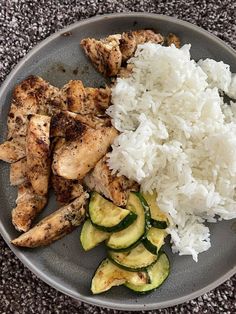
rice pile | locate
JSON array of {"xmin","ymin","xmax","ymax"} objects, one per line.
[{"xmin": 107, "ymin": 43, "xmax": 236, "ymax": 261}]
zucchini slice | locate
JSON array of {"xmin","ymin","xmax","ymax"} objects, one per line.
[
  {"xmin": 89, "ymin": 192, "xmax": 137, "ymax": 232},
  {"xmin": 80, "ymin": 219, "xmax": 109, "ymax": 251},
  {"xmin": 106, "ymin": 192, "xmax": 151, "ymax": 251},
  {"xmin": 108, "ymin": 243, "xmax": 157, "ymax": 271},
  {"xmin": 91, "ymin": 258, "xmax": 150, "ymax": 294},
  {"xmin": 125, "ymin": 253, "xmax": 170, "ymax": 293},
  {"xmin": 143, "ymin": 227, "xmax": 166, "ymax": 255},
  {"xmin": 142, "ymin": 192, "xmax": 168, "ymax": 229}
]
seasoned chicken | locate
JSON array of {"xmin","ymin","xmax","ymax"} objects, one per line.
[
  {"xmin": 166, "ymin": 33, "xmax": 181, "ymax": 48},
  {"xmin": 50, "ymin": 111, "xmax": 111, "ymax": 138},
  {"xmin": 61, "ymin": 80, "xmax": 111, "ymax": 115},
  {"xmin": 12, "ymin": 182, "xmax": 47, "ymax": 232},
  {"xmin": 73, "ymin": 112, "xmax": 111, "ymax": 129},
  {"xmin": 118, "ymin": 64, "xmax": 134, "ymax": 78},
  {"xmin": 26, "ymin": 114, "xmax": 51, "ymax": 196},
  {"xmin": 50, "ymin": 111, "xmax": 85, "ymax": 138},
  {"xmin": 10, "ymin": 158, "xmax": 27, "ymax": 186},
  {"xmin": 0, "ymin": 136, "xmax": 26, "ymax": 163},
  {"xmin": 52, "ymin": 125, "xmax": 118, "ymax": 180},
  {"xmin": 81, "ymin": 30, "xmax": 164, "ymax": 76},
  {"xmin": 7, "ymin": 75, "xmax": 62, "ymax": 140},
  {"xmin": 84, "ymin": 156, "xmax": 139, "ymax": 206},
  {"xmin": 119, "ymin": 30, "xmax": 164, "ymax": 61},
  {"xmin": 12, "ymin": 192, "xmax": 88, "ymax": 247},
  {"xmin": 52, "ymin": 175, "xmax": 84, "ymax": 204},
  {"xmin": 81, "ymin": 35, "xmax": 122, "ymax": 77}
]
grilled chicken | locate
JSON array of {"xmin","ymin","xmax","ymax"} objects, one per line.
[
  {"xmin": 73, "ymin": 112, "xmax": 111, "ymax": 129},
  {"xmin": 52, "ymin": 125, "xmax": 118, "ymax": 180},
  {"xmin": 26, "ymin": 114, "xmax": 51, "ymax": 196},
  {"xmin": 166, "ymin": 33, "xmax": 181, "ymax": 48},
  {"xmin": 61, "ymin": 80, "xmax": 111, "ymax": 115},
  {"xmin": 84, "ymin": 156, "xmax": 139, "ymax": 206},
  {"xmin": 12, "ymin": 182, "xmax": 47, "ymax": 232},
  {"xmin": 10, "ymin": 158, "xmax": 27, "ymax": 186},
  {"xmin": 81, "ymin": 30, "xmax": 164, "ymax": 76},
  {"xmin": 12, "ymin": 192, "xmax": 88, "ymax": 247},
  {"xmin": 81, "ymin": 35, "xmax": 122, "ymax": 77},
  {"xmin": 119, "ymin": 30, "xmax": 164, "ymax": 61},
  {"xmin": 52, "ymin": 175, "xmax": 84, "ymax": 204},
  {"xmin": 50, "ymin": 111, "xmax": 111, "ymax": 139},
  {"xmin": 0, "ymin": 136, "xmax": 26, "ymax": 163},
  {"xmin": 7, "ymin": 75, "xmax": 62, "ymax": 140},
  {"xmin": 50, "ymin": 111, "xmax": 84, "ymax": 138},
  {"xmin": 118, "ymin": 64, "xmax": 134, "ymax": 78}
]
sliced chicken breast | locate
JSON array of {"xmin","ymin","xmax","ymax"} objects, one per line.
[
  {"xmin": 52, "ymin": 125, "xmax": 118, "ymax": 180},
  {"xmin": 12, "ymin": 192, "xmax": 88, "ymax": 247},
  {"xmin": 84, "ymin": 156, "xmax": 139, "ymax": 206},
  {"xmin": 12, "ymin": 182, "xmax": 47, "ymax": 232},
  {"xmin": 10, "ymin": 158, "xmax": 27, "ymax": 186},
  {"xmin": 26, "ymin": 114, "xmax": 51, "ymax": 196},
  {"xmin": 119, "ymin": 30, "xmax": 164, "ymax": 61},
  {"xmin": 51, "ymin": 175, "xmax": 84, "ymax": 204},
  {"xmin": 7, "ymin": 75, "xmax": 62, "ymax": 139},
  {"xmin": 0, "ymin": 136, "xmax": 26, "ymax": 163},
  {"xmin": 50, "ymin": 111, "xmax": 111, "ymax": 139},
  {"xmin": 81, "ymin": 35, "xmax": 122, "ymax": 77},
  {"xmin": 61, "ymin": 80, "xmax": 111, "ymax": 115}
]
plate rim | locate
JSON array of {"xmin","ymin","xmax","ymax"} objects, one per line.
[{"xmin": 0, "ymin": 12, "xmax": 236, "ymax": 311}]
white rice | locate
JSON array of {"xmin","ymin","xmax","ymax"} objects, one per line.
[{"xmin": 107, "ymin": 43, "xmax": 236, "ymax": 262}]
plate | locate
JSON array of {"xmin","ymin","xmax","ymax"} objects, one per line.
[{"xmin": 0, "ymin": 13, "xmax": 236, "ymax": 311}]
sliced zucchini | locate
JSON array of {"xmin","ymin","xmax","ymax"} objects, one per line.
[
  {"xmin": 108, "ymin": 243, "xmax": 157, "ymax": 271},
  {"xmin": 91, "ymin": 258, "xmax": 150, "ymax": 294},
  {"xmin": 80, "ymin": 219, "xmax": 109, "ymax": 251},
  {"xmin": 143, "ymin": 227, "xmax": 166, "ymax": 255},
  {"xmin": 89, "ymin": 192, "xmax": 137, "ymax": 232},
  {"xmin": 106, "ymin": 192, "xmax": 151, "ymax": 251},
  {"xmin": 125, "ymin": 253, "xmax": 170, "ymax": 293},
  {"xmin": 142, "ymin": 192, "xmax": 168, "ymax": 229}
]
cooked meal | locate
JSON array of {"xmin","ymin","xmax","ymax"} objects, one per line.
[{"xmin": 1, "ymin": 27, "xmax": 236, "ymax": 295}]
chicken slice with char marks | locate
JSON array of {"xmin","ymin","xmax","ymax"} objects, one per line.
[
  {"xmin": 119, "ymin": 29, "xmax": 164, "ymax": 62},
  {"xmin": 0, "ymin": 136, "xmax": 26, "ymax": 163},
  {"xmin": 81, "ymin": 30, "xmax": 164, "ymax": 76},
  {"xmin": 11, "ymin": 192, "xmax": 88, "ymax": 247},
  {"xmin": 52, "ymin": 124, "xmax": 118, "ymax": 180},
  {"xmin": 26, "ymin": 114, "xmax": 51, "ymax": 196},
  {"xmin": 51, "ymin": 174, "xmax": 84, "ymax": 204},
  {"xmin": 7, "ymin": 75, "xmax": 62, "ymax": 139},
  {"xmin": 61, "ymin": 80, "xmax": 111, "ymax": 115},
  {"xmin": 81, "ymin": 35, "xmax": 122, "ymax": 77},
  {"xmin": 84, "ymin": 155, "xmax": 139, "ymax": 207},
  {"xmin": 50, "ymin": 111, "xmax": 85, "ymax": 138},
  {"xmin": 50, "ymin": 111, "xmax": 111, "ymax": 138},
  {"xmin": 12, "ymin": 182, "xmax": 47, "ymax": 232},
  {"xmin": 10, "ymin": 157, "xmax": 27, "ymax": 186}
]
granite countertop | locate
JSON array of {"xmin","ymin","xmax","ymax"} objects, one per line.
[{"xmin": 0, "ymin": 1, "xmax": 235, "ymax": 313}]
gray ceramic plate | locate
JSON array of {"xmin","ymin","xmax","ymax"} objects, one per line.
[{"xmin": 0, "ymin": 13, "xmax": 236, "ymax": 311}]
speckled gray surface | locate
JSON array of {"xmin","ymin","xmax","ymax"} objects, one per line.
[{"xmin": 0, "ymin": 1, "xmax": 236, "ymax": 313}]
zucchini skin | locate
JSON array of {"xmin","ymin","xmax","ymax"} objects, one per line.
[
  {"xmin": 108, "ymin": 254, "xmax": 157, "ymax": 272},
  {"xmin": 91, "ymin": 211, "xmax": 137, "ymax": 233},
  {"xmin": 143, "ymin": 228, "xmax": 166, "ymax": 255},
  {"xmin": 106, "ymin": 192, "xmax": 151, "ymax": 251},
  {"xmin": 151, "ymin": 219, "xmax": 168, "ymax": 229},
  {"xmin": 108, "ymin": 243, "xmax": 158, "ymax": 272},
  {"xmin": 142, "ymin": 192, "xmax": 168, "ymax": 229},
  {"xmin": 125, "ymin": 253, "xmax": 170, "ymax": 294},
  {"xmin": 91, "ymin": 258, "xmax": 150, "ymax": 294},
  {"xmin": 80, "ymin": 219, "xmax": 109, "ymax": 251}
]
